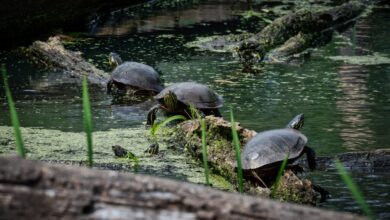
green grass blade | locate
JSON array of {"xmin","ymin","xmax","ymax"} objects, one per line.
[
  {"xmin": 201, "ymin": 118, "xmax": 210, "ymax": 186},
  {"xmin": 1, "ymin": 65, "xmax": 25, "ymax": 158},
  {"xmin": 334, "ymin": 159, "xmax": 375, "ymax": 220},
  {"xmin": 271, "ymin": 154, "xmax": 289, "ymax": 197},
  {"xmin": 150, "ymin": 115, "xmax": 187, "ymax": 136},
  {"xmin": 230, "ymin": 108, "xmax": 243, "ymax": 193},
  {"xmin": 189, "ymin": 104, "xmax": 201, "ymax": 120},
  {"xmin": 82, "ymin": 76, "xmax": 93, "ymax": 167}
]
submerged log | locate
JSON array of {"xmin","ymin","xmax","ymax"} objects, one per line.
[
  {"xmin": 29, "ymin": 36, "xmax": 110, "ymax": 86},
  {"xmin": 237, "ymin": 0, "xmax": 365, "ymax": 64},
  {"xmin": 167, "ymin": 116, "xmax": 319, "ymax": 204},
  {"xmin": 0, "ymin": 156, "xmax": 365, "ymax": 220},
  {"xmin": 311, "ymin": 149, "xmax": 390, "ymax": 172}
]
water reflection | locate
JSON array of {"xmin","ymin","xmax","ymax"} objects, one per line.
[
  {"xmin": 336, "ymin": 65, "xmax": 374, "ymax": 150},
  {"xmin": 92, "ymin": 1, "xmax": 247, "ymax": 36},
  {"xmin": 335, "ymin": 19, "xmax": 376, "ymax": 151}
]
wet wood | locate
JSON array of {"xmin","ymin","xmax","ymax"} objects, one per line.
[
  {"xmin": 170, "ymin": 116, "xmax": 319, "ymax": 204},
  {"xmin": 29, "ymin": 36, "xmax": 110, "ymax": 86},
  {"xmin": 237, "ymin": 1, "xmax": 365, "ymax": 63},
  {"xmin": 0, "ymin": 156, "xmax": 366, "ymax": 220},
  {"xmin": 310, "ymin": 149, "xmax": 390, "ymax": 172}
]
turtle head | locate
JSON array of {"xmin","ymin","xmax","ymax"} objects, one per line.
[
  {"xmin": 108, "ymin": 52, "xmax": 123, "ymax": 68},
  {"xmin": 286, "ymin": 113, "xmax": 304, "ymax": 130},
  {"xmin": 163, "ymin": 90, "xmax": 178, "ymax": 112}
]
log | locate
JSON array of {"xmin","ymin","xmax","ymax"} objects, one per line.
[
  {"xmin": 28, "ymin": 36, "xmax": 110, "ymax": 86},
  {"xmin": 166, "ymin": 116, "xmax": 319, "ymax": 204},
  {"xmin": 237, "ymin": 0, "xmax": 365, "ymax": 64},
  {"xmin": 307, "ymin": 149, "xmax": 390, "ymax": 172},
  {"xmin": 0, "ymin": 156, "xmax": 366, "ymax": 220}
]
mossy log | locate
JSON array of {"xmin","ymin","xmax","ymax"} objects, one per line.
[
  {"xmin": 168, "ymin": 116, "xmax": 319, "ymax": 204},
  {"xmin": 237, "ymin": 0, "xmax": 365, "ymax": 63},
  {"xmin": 28, "ymin": 36, "xmax": 110, "ymax": 86},
  {"xmin": 0, "ymin": 156, "xmax": 366, "ymax": 220}
]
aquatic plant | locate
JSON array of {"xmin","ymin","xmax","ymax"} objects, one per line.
[
  {"xmin": 271, "ymin": 154, "xmax": 289, "ymax": 197},
  {"xmin": 150, "ymin": 115, "xmax": 187, "ymax": 136},
  {"xmin": 127, "ymin": 151, "xmax": 140, "ymax": 173},
  {"xmin": 200, "ymin": 118, "xmax": 210, "ymax": 186},
  {"xmin": 230, "ymin": 108, "xmax": 243, "ymax": 193},
  {"xmin": 334, "ymin": 159, "xmax": 374, "ymax": 220},
  {"xmin": 1, "ymin": 65, "xmax": 26, "ymax": 158},
  {"xmin": 188, "ymin": 105, "xmax": 210, "ymax": 185},
  {"xmin": 82, "ymin": 76, "xmax": 93, "ymax": 167}
]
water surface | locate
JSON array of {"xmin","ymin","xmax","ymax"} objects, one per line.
[{"xmin": 1, "ymin": 1, "xmax": 389, "ymax": 218}]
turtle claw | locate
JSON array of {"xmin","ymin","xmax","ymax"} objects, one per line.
[
  {"xmin": 107, "ymin": 80, "xmax": 113, "ymax": 94},
  {"xmin": 147, "ymin": 104, "xmax": 160, "ymax": 126},
  {"xmin": 145, "ymin": 142, "xmax": 159, "ymax": 154}
]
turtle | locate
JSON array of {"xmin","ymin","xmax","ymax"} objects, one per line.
[
  {"xmin": 107, "ymin": 52, "xmax": 164, "ymax": 97},
  {"xmin": 146, "ymin": 82, "xmax": 223, "ymax": 125},
  {"xmin": 241, "ymin": 114, "xmax": 316, "ymax": 186}
]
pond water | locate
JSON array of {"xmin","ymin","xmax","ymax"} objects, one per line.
[{"xmin": 0, "ymin": 0, "xmax": 389, "ymax": 218}]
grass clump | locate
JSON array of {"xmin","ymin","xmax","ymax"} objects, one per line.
[{"xmin": 1, "ymin": 65, "xmax": 26, "ymax": 158}]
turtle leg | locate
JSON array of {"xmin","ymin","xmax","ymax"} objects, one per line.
[
  {"xmin": 107, "ymin": 80, "xmax": 113, "ymax": 94},
  {"xmin": 145, "ymin": 142, "xmax": 159, "ymax": 155},
  {"xmin": 212, "ymin": 109, "xmax": 222, "ymax": 117},
  {"xmin": 304, "ymin": 145, "xmax": 317, "ymax": 171},
  {"xmin": 147, "ymin": 104, "xmax": 161, "ymax": 126},
  {"xmin": 312, "ymin": 184, "xmax": 330, "ymax": 202}
]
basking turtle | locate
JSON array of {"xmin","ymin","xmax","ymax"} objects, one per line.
[
  {"xmin": 241, "ymin": 114, "xmax": 316, "ymax": 186},
  {"xmin": 146, "ymin": 82, "xmax": 223, "ymax": 125},
  {"xmin": 107, "ymin": 52, "xmax": 164, "ymax": 96}
]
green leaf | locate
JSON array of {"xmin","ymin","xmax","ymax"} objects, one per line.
[
  {"xmin": 230, "ymin": 107, "xmax": 244, "ymax": 193},
  {"xmin": 334, "ymin": 159, "xmax": 375, "ymax": 220},
  {"xmin": 271, "ymin": 154, "xmax": 289, "ymax": 197},
  {"xmin": 201, "ymin": 118, "xmax": 210, "ymax": 185},
  {"xmin": 1, "ymin": 65, "xmax": 25, "ymax": 158},
  {"xmin": 82, "ymin": 76, "xmax": 93, "ymax": 167},
  {"xmin": 150, "ymin": 115, "xmax": 187, "ymax": 136}
]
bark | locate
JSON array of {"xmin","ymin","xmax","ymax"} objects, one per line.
[
  {"xmin": 168, "ymin": 116, "xmax": 319, "ymax": 204},
  {"xmin": 0, "ymin": 156, "xmax": 366, "ymax": 220},
  {"xmin": 28, "ymin": 36, "xmax": 110, "ymax": 86},
  {"xmin": 312, "ymin": 149, "xmax": 390, "ymax": 172},
  {"xmin": 237, "ymin": 0, "xmax": 365, "ymax": 63}
]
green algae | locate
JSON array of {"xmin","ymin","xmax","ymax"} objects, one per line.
[
  {"xmin": 0, "ymin": 125, "xmax": 233, "ymax": 190},
  {"xmin": 328, "ymin": 53, "xmax": 390, "ymax": 65},
  {"xmin": 184, "ymin": 33, "xmax": 254, "ymax": 53}
]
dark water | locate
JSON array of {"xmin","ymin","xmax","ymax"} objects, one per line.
[{"xmin": 1, "ymin": 1, "xmax": 389, "ymax": 218}]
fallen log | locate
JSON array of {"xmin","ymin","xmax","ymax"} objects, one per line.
[
  {"xmin": 165, "ymin": 116, "xmax": 319, "ymax": 204},
  {"xmin": 28, "ymin": 36, "xmax": 110, "ymax": 86},
  {"xmin": 302, "ymin": 149, "xmax": 390, "ymax": 172},
  {"xmin": 0, "ymin": 156, "xmax": 366, "ymax": 220},
  {"xmin": 237, "ymin": 0, "xmax": 365, "ymax": 64}
]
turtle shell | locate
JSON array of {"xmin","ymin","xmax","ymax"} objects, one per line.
[
  {"xmin": 154, "ymin": 82, "xmax": 223, "ymax": 109},
  {"xmin": 241, "ymin": 128, "xmax": 307, "ymax": 170},
  {"xmin": 111, "ymin": 62, "xmax": 163, "ymax": 93}
]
